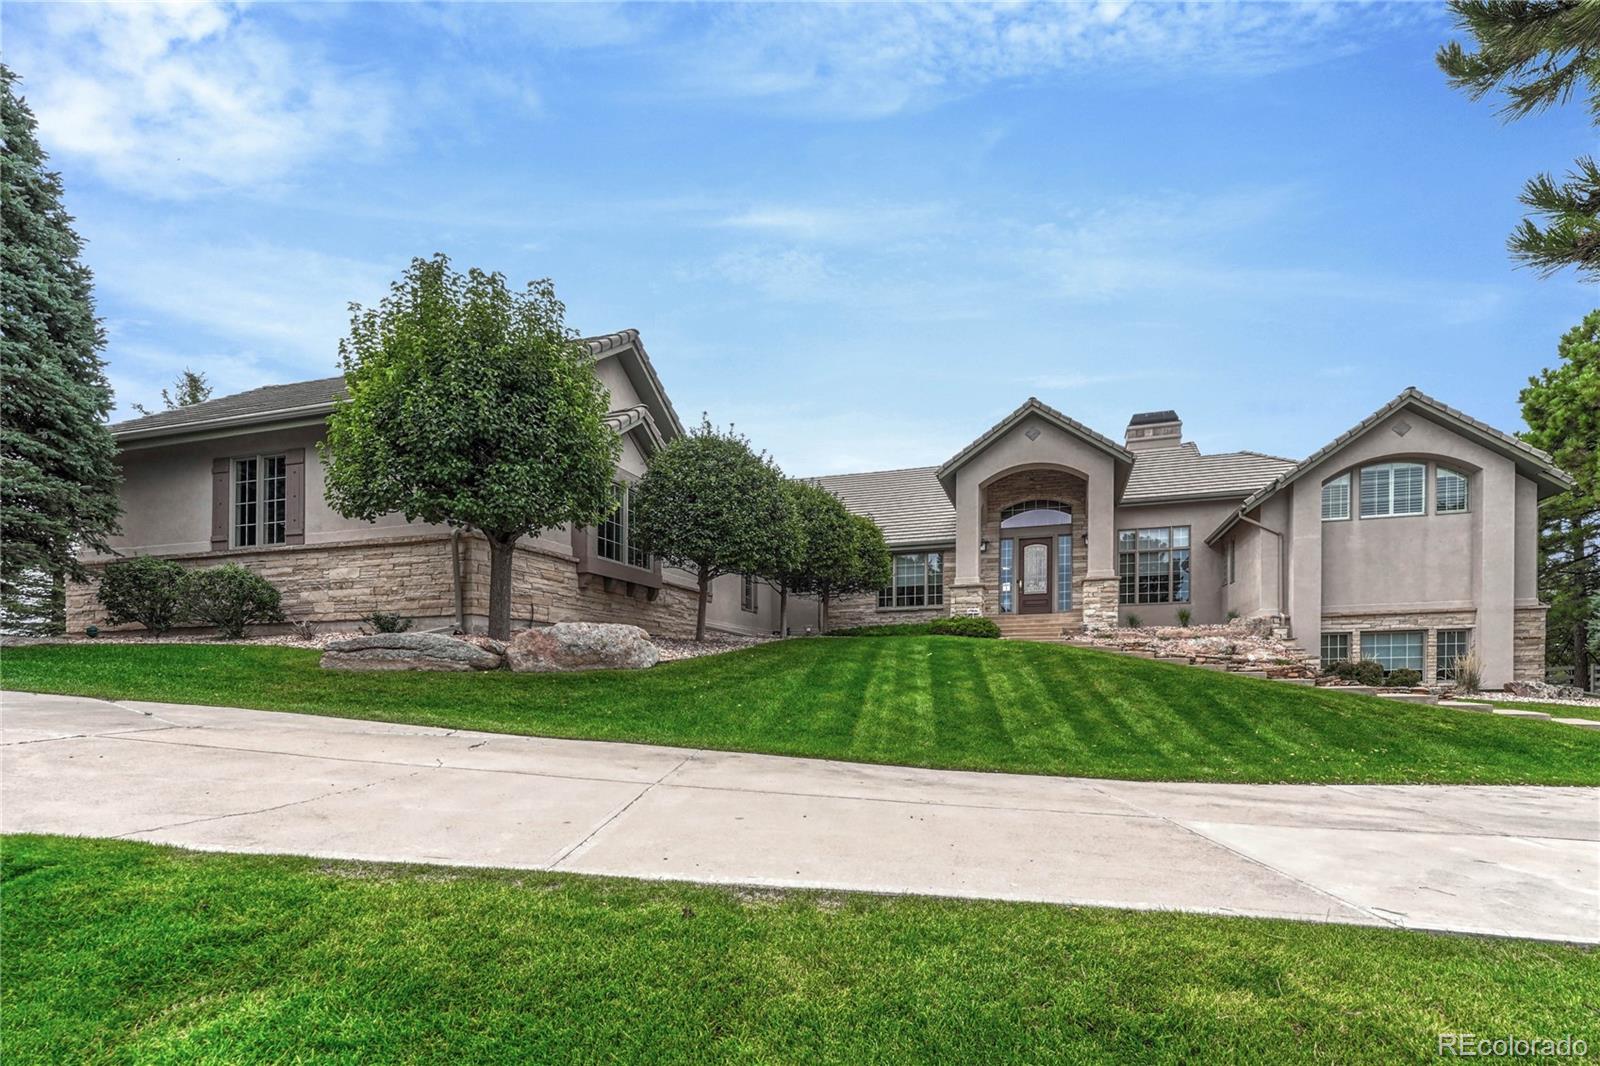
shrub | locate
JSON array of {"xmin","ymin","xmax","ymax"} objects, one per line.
[
  {"xmin": 1225, "ymin": 610, "xmax": 1240, "ymax": 622},
  {"xmin": 1451, "ymin": 649, "xmax": 1483, "ymax": 694},
  {"xmin": 182, "ymin": 564, "xmax": 284, "ymax": 640},
  {"xmin": 1176, "ymin": 607, "xmax": 1192, "ymax": 627},
  {"xmin": 289, "ymin": 619, "xmax": 319, "ymax": 640},
  {"xmin": 1125, "ymin": 613, "xmax": 1142, "ymax": 628},
  {"xmin": 95, "ymin": 556, "xmax": 188, "ymax": 635},
  {"xmin": 1324, "ymin": 659, "xmax": 1386, "ymax": 686},
  {"xmin": 363, "ymin": 611, "xmax": 413, "ymax": 634},
  {"xmin": 928, "ymin": 616, "xmax": 1001, "ymax": 639},
  {"xmin": 1386, "ymin": 668, "xmax": 1423, "ymax": 688}
]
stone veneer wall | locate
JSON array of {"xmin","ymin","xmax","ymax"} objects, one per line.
[
  {"xmin": 1318, "ymin": 609, "xmax": 1478, "ymax": 682},
  {"xmin": 979, "ymin": 468, "xmax": 1089, "ymax": 618},
  {"xmin": 66, "ymin": 533, "xmax": 730, "ymax": 640},
  {"xmin": 1080, "ymin": 577, "xmax": 1120, "ymax": 631},
  {"xmin": 1514, "ymin": 605, "xmax": 1547, "ymax": 683}
]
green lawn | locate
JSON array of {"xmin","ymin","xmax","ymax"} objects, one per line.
[
  {"xmin": 6, "ymin": 639, "xmax": 1600, "ymax": 784},
  {"xmin": 3, "ymin": 835, "xmax": 1595, "ymax": 1065},
  {"xmin": 1463, "ymin": 697, "xmax": 1600, "ymax": 722}
]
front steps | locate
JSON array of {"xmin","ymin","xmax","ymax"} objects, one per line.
[{"xmin": 994, "ymin": 613, "xmax": 1081, "ymax": 642}]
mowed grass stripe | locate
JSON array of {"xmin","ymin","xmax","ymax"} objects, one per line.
[{"xmin": 4, "ymin": 639, "xmax": 1599, "ymax": 784}]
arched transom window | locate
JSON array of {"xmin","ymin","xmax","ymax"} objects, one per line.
[{"xmin": 1000, "ymin": 499, "xmax": 1073, "ymax": 529}]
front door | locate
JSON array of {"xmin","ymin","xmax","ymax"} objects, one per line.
[{"xmin": 1018, "ymin": 537, "xmax": 1052, "ymax": 614}]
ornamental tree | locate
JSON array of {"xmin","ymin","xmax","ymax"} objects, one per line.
[
  {"xmin": 0, "ymin": 65, "xmax": 121, "ymax": 634},
  {"xmin": 785, "ymin": 482, "xmax": 858, "ymax": 633},
  {"xmin": 321, "ymin": 255, "xmax": 620, "ymax": 639},
  {"xmin": 765, "ymin": 479, "xmax": 834, "ymax": 636},
  {"xmin": 630, "ymin": 420, "xmax": 791, "ymax": 641}
]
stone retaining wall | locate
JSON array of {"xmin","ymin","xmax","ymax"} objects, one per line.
[{"xmin": 1319, "ymin": 609, "xmax": 1477, "ymax": 682}]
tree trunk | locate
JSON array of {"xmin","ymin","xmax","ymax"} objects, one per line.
[
  {"xmin": 695, "ymin": 566, "xmax": 710, "ymax": 642},
  {"xmin": 778, "ymin": 584, "xmax": 789, "ymax": 638},
  {"xmin": 487, "ymin": 536, "xmax": 515, "ymax": 640},
  {"xmin": 1576, "ymin": 616, "xmax": 1591, "ymax": 690},
  {"xmin": 820, "ymin": 590, "xmax": 830, "ymax": 634}
]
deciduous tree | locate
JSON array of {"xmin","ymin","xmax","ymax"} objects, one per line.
[
  {"xmin": 630, "ymin": 420, "xmax": 791, "ymax": 641},
  {"xmin": 0, "ymin": 65, "xmax": 120, "ymax": 634},
  {"xmin": 322, "ymin": 255, "xmax": 619, "ymax": 639}
]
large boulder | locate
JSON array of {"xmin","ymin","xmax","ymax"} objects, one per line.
[
  {"xmin": 321, "ymin": 632, "xmax": 505, "ymax": 672},
  {"xmin": 506, "ymin": 622, "xmax": 660, "ymax": 673}
]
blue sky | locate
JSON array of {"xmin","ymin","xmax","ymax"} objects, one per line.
[{"xmin": 5, "ymin": 1, "xmax": 1594, "ymax": 475}]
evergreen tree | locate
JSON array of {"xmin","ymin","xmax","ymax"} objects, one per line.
[
  {"xmin": 133, "ymin": 368, "xmax": 213, "ymax": 416},
  {"xmin": 1438, "ymin": 1, "xmax": 1600, "ymax": 278},
  {"xmin": 1520, "ymin": 310, "xmax": 1600, "ymax": 684},
  {"xmin": 0, "ymin": 65, "xmax": 120, "ymax": 634}
]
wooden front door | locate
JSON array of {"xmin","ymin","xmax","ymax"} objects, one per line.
[{"xmin": 1018, "ymin": 536, "xmax": 1052, "ymax": 614}]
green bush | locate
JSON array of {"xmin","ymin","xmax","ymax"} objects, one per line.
[
  {"xmin": 1176, "ymin": 608, "xmax": 1192, "ymax": 627},
  {"xmin": 1386, "ymin": 668, "xmax": 1423, "ymax": 688},
  {"xmin": 928, "ymin": 616, "xmax": 1001, "ymax": 639},
  {"xmin": 363, "ymin": 611, "xmax": 413, "ymax": 634},
  {"xmin": 181, "ymin": 564, "xmax": 285, "ymax": 640},
  {"xmin": 95, "ymin": 556, "xmax": 188, "ymax": 635},
  {"xmin": 1326, "ymin": 659, "xmax": 1386, "ymax": 687}
]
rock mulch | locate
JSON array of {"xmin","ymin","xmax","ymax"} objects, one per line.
[{"xmin": 653, "ymin": 634, "xmax": 775, "ymax": 662}]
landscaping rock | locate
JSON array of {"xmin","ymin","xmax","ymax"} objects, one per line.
[
  {"xmin": 1503, "ymin": 679, "xmax": 1589, "ymax": 700},
  {"xmin": 320, "ymin": 632, "xmax": 505, "ymax": 672},
  {"xmin": 506, "ymin": 622, "xmax": 660, "ymax": 673}
]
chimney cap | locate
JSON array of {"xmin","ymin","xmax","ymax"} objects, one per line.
[{"xmin": 1128, "ymin": 410, "xmax": 1180, "ymax": 427}]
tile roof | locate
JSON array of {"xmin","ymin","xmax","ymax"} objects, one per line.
[
  {"xmin": 109, "ymin": 330, "xmax": 656, "ymax": 439},
  {"xmin": 1205, "ymin": 386, "xmax": 1575, "ymax": 544},
  {"xmin": 812, "ymin": 466, "xmax": 956, "ymax": 547},
  {"xmin": 1122, "ymin": 444, "xmax": 1295, "ymax": 504}
]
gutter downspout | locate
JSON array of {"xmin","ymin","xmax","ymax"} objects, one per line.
[{"xmin": 1231, "ymin": 513, "xmax": 1287, "ymax": 623}]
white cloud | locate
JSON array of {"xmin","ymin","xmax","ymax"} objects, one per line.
[
  {"xmin": 7, "ymin": 1, "xmax": 396, "ymax": 196},
  {"xmin": 668, "ymin": 2, "xmax": 1431, "ymax": 119}
]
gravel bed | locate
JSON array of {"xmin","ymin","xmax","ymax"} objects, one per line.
[{"xmin": 652, "ymin": 634, "xmax": 776, "ymax": 662}]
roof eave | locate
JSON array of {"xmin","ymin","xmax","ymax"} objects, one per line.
[
  {"xmin": 111, "ymin": 401, "xmax": 340, "ymax": 444},
  {"xmin": 935, "ymin": 398, "xmax": 1134, "ymax": 498}
]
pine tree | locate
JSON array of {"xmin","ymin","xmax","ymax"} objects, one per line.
[
  {"xmin": 1438, "ymin": 1, "xmax": 1600, "ymax": 278},
  {"xmin": 133, "ymin": 368, "xmax": 213, "ymax": 416},
  {"xmin": 1, "ymin": 65, "xmax": 121, "ymax": 633}
]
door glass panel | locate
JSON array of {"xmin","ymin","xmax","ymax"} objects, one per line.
[{"xmin": 1022, "ymin": 542, "xmax": 1047, "ymax": 594}]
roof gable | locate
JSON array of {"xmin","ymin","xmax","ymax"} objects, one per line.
[
  {"xmin": 935, "ymin": 397, "xmax": 1133, "ymax": 497},
  {"xmin": 1205, "ymin": 387, "xmax": 1575, "ymax": 544}
]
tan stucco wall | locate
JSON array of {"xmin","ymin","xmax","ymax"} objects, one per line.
[{"xmin": 1112, "ymin": 497, "xmax": 1238, "ymax": 626}]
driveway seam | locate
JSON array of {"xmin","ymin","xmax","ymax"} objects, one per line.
[
  {"xmin": 547, "ymin": 753, "xmax": 698, "ymax": 870},
  {"xmin": 117, "ymin": 767, "xmax": 426, "ymax": 840}
]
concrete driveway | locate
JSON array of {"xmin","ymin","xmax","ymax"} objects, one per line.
[{"xmin": 4, "ymin": 690, "xmax": 1596, "ymax": 943}]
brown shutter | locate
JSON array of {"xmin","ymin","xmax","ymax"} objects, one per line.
[
  {"xmin": 284, "ymin": 448, "xmax": 306, "ymax": 545},
  {"xmin": 211, "ymin": 458, "xmax": 231, "ymax": 551}
]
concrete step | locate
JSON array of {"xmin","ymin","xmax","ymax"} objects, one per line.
[
  {"xmin": 1553, "ymin": 717, "xmax": 1600, "ymax": 730},
  {"xmin": 1493, "ymin": 708, "xmax": 1552, "ymax": 720},
  {"xmin": 1376, "ymin": 692, "xmax": 1437, "ymax": 704},
  {"xmin": 1229, "ymin": 669, "xmax": 1269, "ymax": 679},
  {"xmin": 1273, "ymin": 677, "xmax": 1316, "ymax": 686},
  {"xmin": 1155, "ymin": 656, "xmax": 1191, "ymax": 665},
  {"xmin": 1436, "ymin": 700, "xmax": 1493, "ymax": 712}
]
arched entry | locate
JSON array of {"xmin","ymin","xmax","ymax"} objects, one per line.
[{"xmin": 999, "ymin": 498, "xmax": 1075, "ymax": 615}]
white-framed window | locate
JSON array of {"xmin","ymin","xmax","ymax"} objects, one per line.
[
  {"xmin": 1360, "ymin": 630, "xmax": 1424, "ymax": 673},
  {"xmin": 1358, "ymin": 462, "xmax": 1425, "ymax": 518},
  {"xmin": 878, "ymin": 552, "xmax": 943, "ymax": 609},
  {"xmin": 1117, "ymin": 526, "xmax": 1190, "ymax": 604},
  {"xmin": 741, "ymin": 574, "xmax": 757, "ymax": 612},
  {"xmin": 596, "ymin": 480, "xmax": 650, "ymax": 568},
  {"xmin": 1436, "ymin": 468, "xmax": 1468, "ymax": 514},
  {"xmin": 1436, "ymin": 629, "xmax": 1470, "ymax": 680},
  {"xmin": 1320, "ymin": 632, "xmax": 1350, "ymax": 669},
  {"xmin": 1321, "ymin": 474, "xmax": 1351, "ymax": 521},
  {"xmin": 232, "ymin": 454, "xmax": 287, "ymax": 548}
]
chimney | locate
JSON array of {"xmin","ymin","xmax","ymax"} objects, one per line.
[{"xmin": 1125, "ymin": 410, "xmax": 1182, "ymax": 452}]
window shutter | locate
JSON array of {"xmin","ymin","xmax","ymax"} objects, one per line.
[
  {"xmin": 284, "ymin": 448, "xmax": 306, "ymax": 545},
  {"xmin": 211, "ymin": 458, "xmax": 231, "ymax": 551}
]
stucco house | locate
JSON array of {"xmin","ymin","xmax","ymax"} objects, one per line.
[
  {"xmin": 71, "ymin": 331, "xmax": 801, "ymax": 641},
  {"xmin": 75, "ymin": 330, "xmax": 1571, "ymax": 688},
  {"xmin": 815, "ymin": 391, "xmax": 1572, "ymax": 688}
]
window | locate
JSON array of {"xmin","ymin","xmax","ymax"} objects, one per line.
[
  {"xmin": 1436, "ymin": 468, "xmax": 1468, "ymax": 514},
  {"xmin": 1437, "ymin": 629, "xmax": 1470, "ymax": 680},
  {"xmin": 998, "ymin": 539, "xmax": 1015, "ymax": 614},
  {"xmin": 878, "ymin": 552, "xmax": 944, "ymax": 609},
  {"xmin": 741, "ymin": 574, "xmax": 757, "ymax": 612},
  {"xmin": 1118, "ymin": 526, "xmax": 1190, "ymax": 604},
  {"xmin": 1000, "ymin": 500, "xmax": 1073, "ymax": 529},
  {"xmin": 1321, "ymin": 474, "xmax": 1350, "ymax": 521},
  {"xmin": 1055, "ymin": 535, "xmax": 1073, "ymax": 612},
  {"xmin": 1359, "ymin": 462, "xmax": 1424, "ymax": 518},
  {"xmin": 232, "ymin": 455, "xmax": 287, "ymax": 548},
  {"xmin": 1320, "ymin": 632, "xmax": 1350, "ymax": 669},
  {"xmin": 1360, "ymin": 630, "xmax": 1424, "ymax": 673},
  {"xmin": 596, "ymin": 481, "xmax": 650, "ymax": 568}
]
